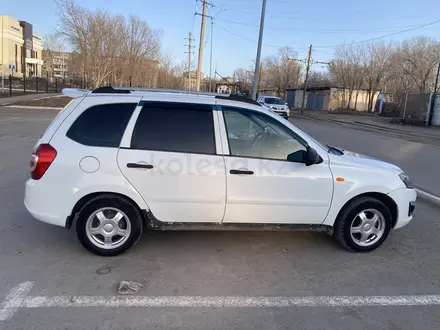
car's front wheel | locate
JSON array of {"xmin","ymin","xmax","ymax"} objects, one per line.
[
  {"xmin": 76, "ymin": 194, "xmax": 143, "ymax": 256},
  {"xmin": 334, "ymin": 196, "xmax": 392, "ymax": 252}
]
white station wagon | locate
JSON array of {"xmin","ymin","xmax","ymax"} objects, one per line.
[{"xmin": 25, "ymin": 87, "xmax": 416, "ymax": 256}]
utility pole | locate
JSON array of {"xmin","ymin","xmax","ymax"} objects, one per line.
[
  {"xmin": 1, "ymin": 15, "xmax": 4, "ymax": 94},
  {"xmin": 185, "ymin": 32, "xmax": 194, "ymax": 90},
  {"xmin": 258, "ymin": 63, "xmax": 263, "ymax": 95},
  {"xmin": 196, "ymin": 0, "xmax": 208, "ymax": 91},
  {"xmin": 209, "ymin": 18, "xmax": 213, "ymax": 93},
  {"xmin": 251, "ymin": 0, "xmax": 267, "ymax": 100},
  {"xmin": 301, "ymin": 45, "xmax": 313, "ymax": 114},
  {"xmin": 290, "ymin": 45, "xmax": 329, "ymax": 114}
]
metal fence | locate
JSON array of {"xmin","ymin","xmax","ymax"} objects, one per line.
[
  {"xmin": 0, "ymin": 75, "xmax": 87, "ymax": 98},
  {"xmin": 380, "ymin": 93, "xmax": 432, "ymax": 125}
]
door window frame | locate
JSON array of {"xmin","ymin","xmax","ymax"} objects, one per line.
[
  {"xmin": 119, "ymin": 100, "xmax": 224, "ymax": 156},
  {"xmin": 218, "ymin": 105, "xmax": 309, "ymax": 162}
]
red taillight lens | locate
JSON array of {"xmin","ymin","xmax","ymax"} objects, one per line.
[{"xmin": 30, "ymin": 144, "xmax": 57, "ymax": 180}]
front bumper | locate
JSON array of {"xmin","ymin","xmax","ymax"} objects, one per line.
[
  {"xmin": 388, "ymin": 188, "xmax": 417, "ymax": 229},
  {"xmin": 273, "ymin": 109, "xmax": 290, "ymax": 119}
]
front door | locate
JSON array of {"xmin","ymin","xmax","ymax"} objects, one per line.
[
  {"xmin": 220, "ymin": 106, "xmax": 333, "ymax": 224},
  {"xmin": 118, "ymin": 101, "xmax": 226, "ymax": 223}
]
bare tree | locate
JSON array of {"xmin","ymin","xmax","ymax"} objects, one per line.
[
  {"xmin": 157, "ymin": 54, "xmax": 187, "ymax": 89},
  {"xmin": 234, "ymin": 68, "xmax": 253, "ymax": 96},
  {"xmin": 397, "ymin": 37, "xmax": 440, "ymax": 93},
  {"xmin": 123, "ymin": 15, "xmax": 162, "ymax": 86},
  {"xmin": 307, "ymin": 71, "xmax": 331, "ymax": 88},
  {"xmin": 363, "ymin": 41, "xmax": 394, "ymax": 111},
  {"xmin": 330, "ymin": 44, "xmax": 366, "ymax": 109},
  {"xmin": 56, "ymin": 0, "xmax": 161, "ymax": 88},
  {"xmin": 43, "ymin": 33, "xmax": 65, "ymax": 52},
  {"xmin": 263, "ymin": 47, "xmax": 302, "ymax": 97}
]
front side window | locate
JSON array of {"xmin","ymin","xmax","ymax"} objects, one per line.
[
  {"xmin": 223, "ymin": 107, "xmax": 306, "ymax": 161},
  {"xmin": 66, "ymin": 103, "xmax": 136, "ymax": 147},
  {"xmin": 131, "ymin": 102, "xmax": 215, "ymax": 154}
]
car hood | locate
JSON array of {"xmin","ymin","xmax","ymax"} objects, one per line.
[{"xmin": 331, "ymin": 149, "xmax": 402, "ymax": 174}]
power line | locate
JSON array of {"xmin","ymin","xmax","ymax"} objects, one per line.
[
  {"xmin": 215, "ymin": 18, "xmax": 440, "ymax": 51},
  {"xmin": 213, "ymin": 23, "xmax": 294, "ymax": 48},
  {"xmin": 215, "ymin": 18, "xmax": 428, "ymax": 34},
  {"xmin": 314, "ymin": 19, "xmax": 440, "ymax": 48}
]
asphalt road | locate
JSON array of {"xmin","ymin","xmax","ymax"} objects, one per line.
[
  {"xmin": 1, "ymin": 106, "xmax": 440, "ymax": 329},
  {"xmin": 292, "ymin": 116, "xmax": 440, "ymax": 196}
]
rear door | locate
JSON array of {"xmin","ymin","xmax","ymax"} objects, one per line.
[{"xmin": 117, "ymin": 101, "xmax": 226, "ymax": 223}]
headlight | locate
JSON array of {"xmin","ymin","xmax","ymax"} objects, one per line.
[
  {"xmin": 271, "ymin": 106, "xmax": 277, "ymax": 109},
  {"xmin": 399, "ymin": 173, "xmax": 413, "ymax": 188}
]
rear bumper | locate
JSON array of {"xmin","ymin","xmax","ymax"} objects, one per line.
[
  {"xmin": 388, "ymin": 188, "xmax": 417, "ymax": 229},
  {"xmin": 24, "ymin": 178, "xmax": 70, "ymax": 227}
]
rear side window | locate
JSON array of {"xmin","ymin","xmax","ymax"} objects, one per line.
[
  {"xmin": 66, "ymin": 103, "xmax": 136, "ymax": 147},
  {"xmin": 131, "ymin": 102, "xmax": 215, "ymax": 154}
]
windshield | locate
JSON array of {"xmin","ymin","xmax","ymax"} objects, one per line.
[{"xmin": 265, "ymin": 98, "xmax": 284, "ymax": 105}]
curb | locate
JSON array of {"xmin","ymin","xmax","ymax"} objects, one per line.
[
  {"xmin": 415, "ymin": 188, "xmax": 440, "ymax": 207},
  {"xmin": 4, "ymin": 105, "xmax": 63, "ymax": 110}
]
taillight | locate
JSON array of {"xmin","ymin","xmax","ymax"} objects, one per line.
[{"xmin": 30, "ymin": 144, "xmax": 57, "ymax": 180}]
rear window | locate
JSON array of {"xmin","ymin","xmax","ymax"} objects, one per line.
[
  {"xmin": 66, "ymin": 103, "xmax": 136, "ymax": 147},
  {"xmin": 131, "ymin": 102, "xmax": 215, "ymax": 154}
]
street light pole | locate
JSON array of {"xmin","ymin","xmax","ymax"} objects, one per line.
[
  {"xmin": 251, "ymin": 0, "xmax": 267, "ymax": 100},
  {"xmin": 1, "ymin": 15, "xmax": 4, "ymax": 94}
]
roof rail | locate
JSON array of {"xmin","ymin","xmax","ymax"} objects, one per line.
[
  {"xmin": 215, "ymin": 94, "xmax": 262, "ymax": 106},
  {"xmin": 88, "ymin": 86, "xmax": 261, "ymax": 107},
  {"xmin": 91, "ymin": 86, "xmax": 225, "ymax": 97},
  {"xmin": 118, "ymin": 87, "xmax": 224, "ymax": 96},
  {"xmin": 92, "ymin": 86, "xmax": 130, "ymax": 94}
]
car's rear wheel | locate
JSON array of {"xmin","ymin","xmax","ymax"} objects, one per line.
[
  {"xmin": 76, "ymin": 195, "xmax": 143, "ymax": 256},
  {"xmin": 334, "ymin": 196, "xmax": 392, "ymax": 252}
]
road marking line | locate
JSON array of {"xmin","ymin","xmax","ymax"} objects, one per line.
[
  {"xmin": 4, "ymin": 105, "xmax": 63, "ymax": 110},
  {"xmin": 0, "ymin": 117, "xmax": 22, "ymax": 121},
  {"xmin": 2, "ymin": 282, "xmax": 440, "ymax": 321},
  {"xmin": 22, "ymin": 295, "xmax": 440, "ymax": 308},
  {"xmin": 0, "ymin": 282, "xmax": 34, "ymax": 321}
]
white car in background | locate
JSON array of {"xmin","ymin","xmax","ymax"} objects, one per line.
[
  {"xmin": 257, "ymin": 96, "xmax": 290, "ymax": 119},
  {"xmin": 24, "ymin": 87, "xmax": 416, "ymax": 256}
]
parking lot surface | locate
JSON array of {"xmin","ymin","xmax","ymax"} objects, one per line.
[{"xmin": 1, "ymin": 106, "xmax": 440, "ymax": 329}]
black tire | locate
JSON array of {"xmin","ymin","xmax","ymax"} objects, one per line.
[
  {"xmin": 334, "ymin": 196, "xmax": 392, "ymax": 252},
  {"xmin": 76, "ymin": 194, "xmax": 143, "ymax": 256}
]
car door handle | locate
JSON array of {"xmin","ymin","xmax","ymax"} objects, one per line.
[
  {"xmin": 230, "ymin": 169, "xmax": 254, "ymax": 175},
  {"xmin": 126, "ymin": 163, "xmax": 154, "ymax": 169}
]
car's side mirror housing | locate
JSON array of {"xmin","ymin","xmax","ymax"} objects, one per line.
[
  {"xmin": 287, "ymin": 150, "xmax": 307, "ymax": 163},
  {"xmin": 287, "ymin": 147, "xmax": 322, "ymax": 165},
  {"xmin": 305, "ymin": 146, "xmax": 322, "ymax": 166}
]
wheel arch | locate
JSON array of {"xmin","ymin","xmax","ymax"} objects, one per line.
[
  {"xmin": 66, "ymin": 191, "xmax": 147, "ymax": 229},
  {"xmin": 334, "ymin": 192, "xmax": 398, "ymax": 229}
]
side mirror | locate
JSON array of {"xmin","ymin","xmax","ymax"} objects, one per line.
[
  {"xmin": 287, "ymin": 147, "xmax": 322, "ymax": 165},
  {"xmin": 305, "ymin": 146, "xmax": 322, "ymax": 166}
]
